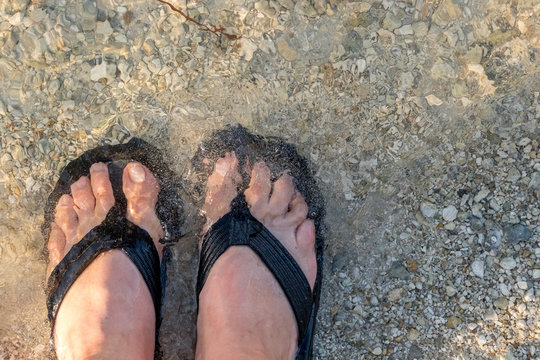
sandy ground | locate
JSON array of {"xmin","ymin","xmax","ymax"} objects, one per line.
[{"xmin": 0, "ymin": 0, "xmax": 539, "ymax": 359}]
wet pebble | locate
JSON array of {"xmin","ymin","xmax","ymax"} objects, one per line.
[
  {"xmin": 420, "ymin": 202, "xmax": 437, "ymax": 218},
  {"xmin": 471, "ymin": 260, "xmax": 484, "ymax": 278},
  {"xmin": 500, "ymin": 257, "xmax": 516, "ymax": 270},
  {"xmin": 442, "ymin": 205, "xmax": 458, "ymax": 221},
  {"xmin": 505, "ymin": 224, "xmax": 532, "ymax": 244}
]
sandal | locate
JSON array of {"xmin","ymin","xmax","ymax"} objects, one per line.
[
  {"xmin": 192, "ymin": 126, "xmax": 325, "ymax": 359},
  {"xmin": 43, "ymin": 138, "xmax": 184, "ymax": 358}
]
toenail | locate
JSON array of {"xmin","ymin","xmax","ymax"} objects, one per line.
[
  {"xmin": 128, "ymin": 164, "xmax": 146, "ymax": 183},
  {"xmin": 59, "ymin": 196, "xmax": 71, "ymax": 205},
  {"xmin": 92, "ymin": 162, "xmax": 107, "ymax": 171},
  {"xmin": 72, "ymin": 177, "xmax": 89, "ymax": 188}
]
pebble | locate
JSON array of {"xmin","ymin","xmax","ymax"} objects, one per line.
[
  {"xmin": 425, "ymin": 94, "xmax": 443, "ymax": 106},
  {"xmin": 484, "ymin": 308, "xmax": 498, "ymax": 321},
  {"xmin": 276, "ymin": 39, "xmax": 298, "ymax": 61},
  {"xmin": 474, "ymin": 189, "xmax": 490, "ymax": 202},
  {"xmin": 96, "ymin": 20, "xmax": 113, "ymax": 37},
  {"xmin": 383, "ymin": 13, "xmax": 401, "ymax": 31},
  {"xmin": 446, "ymin": 316, "xmax": 461, "ymax": 329},
  {"xmin": 499, "ymin": 283, "xmax": 510, "ymax": 296},
  {"xmin": 470, "ymin": 216, "xmax": 484, "ymax": 232},
  {"xmin": 395, "ymin": 24, "xmax": 414, "ymax": 36},
  {"xmin": 407, "ymin": 328, "xmax": 420, "ymax": 341},
  {"xmin": 420, "ymin": 202, "xmax": 437, "ymax": 218},
  {"xmin": 532, "ymin": 269, "xmax": 540, "ymax": 280},
  {"xmin": 477, "ymin": 335, "xmax": 487, "ymax": 346},
  {"xmin": 412, "ymin": 22, "xmax": 428, "ymax": 37},
  {"xmin": 389, "ymin": 261, "xmax": 410, "ymax": 279},
  {"xmin": 471, "ymin": 260, "xmax": 484, "ymax": 278},
  {"xmin": 407, "ymin": 345, "xmax": 423, "ymax": 360},
  {"xmin": 371, "ymin": 346, "xmax": 382, "ymax": 356},
  {"xmin": 516, "ymin": 281, "xmax": 527, "ymax": 290},
  {"xmin": 90, "ymin": 62, "xmax": 116, "ymax": 82},
  {"xmin": 499, "ymin": 257, "xmax": 516, "ymax": 270},
  {"xmin": 493, "ymin": 296, "xmax": 508, "ymax": 310},
  {"xmin": 81, "ymin": 0, "xmax": 98, "ymax": 32},
  {"xmin": 528, "ymin": 172, "xmax": 540, "ymax": 190},
  {"xmin": 387, "ymin": 287, "xmax": 404, "ymax": 302},
  {"xmin": 442, "ymin": 205, "xmax": 458, "ymax": 222},
  {"xmin": 8, "ymin": 12, "xmax": 23, "ymax": 26},
  {"xmin": 505, "ymin": 224, "xmax": 532, "ymax": 243}
]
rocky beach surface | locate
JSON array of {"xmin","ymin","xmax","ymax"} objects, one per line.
[{"xmin": 0, "ymin": 0, "xmax": 539, "ymax": 358}]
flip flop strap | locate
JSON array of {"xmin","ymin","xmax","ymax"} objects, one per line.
[
  {"xmin": 197, "ymin": 195, "xmax": 313, "ymax": 344},
  {"xmin": 46, "ymin": 218, "xmax": 161, "ymax": 327}
]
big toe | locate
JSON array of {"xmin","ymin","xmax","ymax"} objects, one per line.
[
  {"xmin": 201, "ymin": 152, "xmax": 242, "ymax": 234},
  {"xmin": 123, "ymin": 162, "xmax": 159, "ymax": 206},
  {"xmin": 46, "ymin": 223, "xmax": 67, "ymax": 278},
  {"xmin": 123, "ymin": 162, "xmax": 164, "ymax": 246},
  {"xmin": 54, "ymin": 194, "xmax": 78, "ymax": 244}
]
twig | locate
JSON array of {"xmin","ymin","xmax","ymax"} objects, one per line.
[{"xmin": 157, "ymin": 0, "xmax": 241, "ymax": 40}]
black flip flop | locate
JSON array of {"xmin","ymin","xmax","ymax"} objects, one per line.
[
  {"xmin": 43, "ymin": 138, "xmax": 184, "ymax": 358},
  {"xmin": 191, "ymin": 125, "xmax": 325, "ymax": 359}
]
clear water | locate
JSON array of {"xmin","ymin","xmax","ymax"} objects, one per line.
[{"xmin": 1, "ymin": 0, "xmax": 539, "ymax": 359}]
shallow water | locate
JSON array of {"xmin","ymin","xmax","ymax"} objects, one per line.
[{"xmin": 1, "ymin": 0, "xmax": 539, "ymax": 359}]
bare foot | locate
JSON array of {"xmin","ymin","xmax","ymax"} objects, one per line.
[
  {"xmin": 196, "ymin": 156, "xmax": 317, "ymax": 360},
  {"xmin": 46, "ymin": 162, "xmax": 163, "ymax": 360}
]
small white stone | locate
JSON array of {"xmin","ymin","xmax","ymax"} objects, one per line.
[
  {"xmin": 9, "ymin": 12, "xmax": 23, "ymax": 26},
  {"xmin": 532, "ymin": 269, "xmax": 540, "ymax": 279},
  {"xmin": 387, "ymin": 287, "xmax": 404, "ymax": 302},
  {"xmin": 500, "ymin": 257, "xmax": 516, "ymax": 270},
  {"xmin": 421, "ymin": 202, "xmax": 437, "ymax": 218},
  {"xmin": 371, "ymin": 347, "xmax": 382, "ymax": 356},
  {"xmin": 96, "ymin": 20, "xmax": 113, "ymax": 37},
  {"xmin": 499, "ymin": 283, "xmax": 510, "ymax": 296},
  {"xmin": 517, "ymin": 281, "xmax": 528, "ymax": 290},
  {"xmin": 425, "ymin": 94, "xmax": 443, "ymax": 106},
  {"xmin": 445, "ymin": 285, "xmax": 457, "ymax": 297},
  {"xmin": 395, "ymin": 24, "xmax": 414, "ymax": 35},
  {"xmin": 90, "ymin": 62, "xmax": 115, "ymax": 82},
  {"xmin": 474, "ymin": 188, "xmax": 490, "ymax": 202},
  {"xmin": 477, "ymin": 335, "xmax": 487, "ymax": 346},
  {"xmin": 484, "ymin": 308, "xmax": 498, "ymax": 321},
  {"xmin": 442, "ymin": 205, "xmax": 458, "ymax": 221},
  {"xmin": 471, "ymin": 260, "xmax": 484, "ymax": 278}
]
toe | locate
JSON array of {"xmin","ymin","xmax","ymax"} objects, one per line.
[
  {"xmin": 245, "ymin": 162, "xmax": 272, "ymax": 217},
  {"xmin": 54, "ymin": 194, "xmax": 78, "ymax": 241},
  {"xmin": 213, "ymin": 152, "xmax": 242, "ymax": 183},
  {"xmin": 296, "ymin": 219, "xmax": 317, "ymax": 289},
  {"xmin": 283, "ymin": 192, "xmax": 309, "ymax": 227},
  {"xmin": 47, "ymin": 223, "xmax": 67, "ymax": 267},
  {"xmin": 267, "ymin": 174, "xmax": 296, "ymax": 217},
  {"xmin": 123, "ymin": 162, "xmax": 159, "ymax": 203},
  {"xmin": 71, "ymin": 176, "xmax": 95, "ymax": 215},
  {"xmin": 123, "ymin": 162, "xmax": 164, "ymax": 245},
  {"xmin": 90, "ymin": 163, "xmax": 115, "ymax": 218}
]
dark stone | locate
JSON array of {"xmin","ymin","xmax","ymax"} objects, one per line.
[
  {"xmin": 407, "ymin": 345, "xmax": 424, "ymax": 360},
  {"xmin": 470, "ymin": 216, "xmax": 484, "ymax": 232},
  {"xmin": 388, "ymin": 260, "xmax": 410, "ymax": 280},
  {"xmin": 342, "ymin": 31, "xmax": 363, "ymax": 55},
  {"xmin": 505, "ymin": 224, "xmax": 532, "ymax": 244}
]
